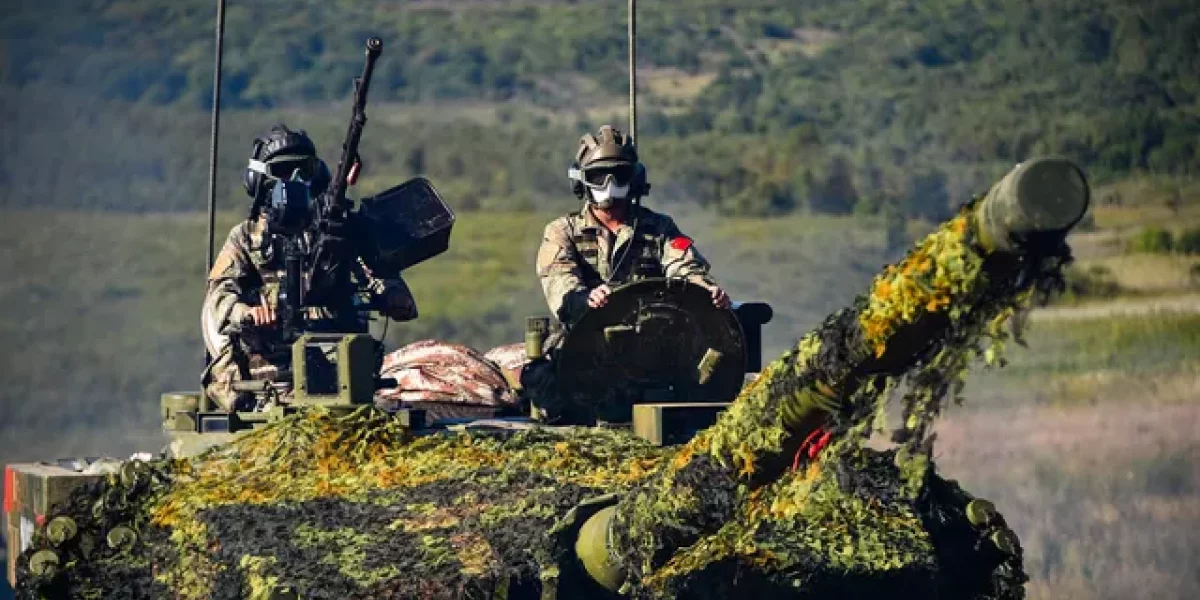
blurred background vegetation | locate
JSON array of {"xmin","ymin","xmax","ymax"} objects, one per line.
[
  {"xmin": 2, "ymin": 0, "xmax": 1198, "ymax": 216},
  {"xmin": 1, "ymin": 0, "xmax": 1198, "ymax": 598}
]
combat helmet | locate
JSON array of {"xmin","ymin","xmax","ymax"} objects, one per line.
[
  {"xmin": 569, "ymin": 125, "xmax": 649, "ymax": 204},
  {"xmin": 243, "ymin": 124, "xmax": 332, "ymax": 204}
]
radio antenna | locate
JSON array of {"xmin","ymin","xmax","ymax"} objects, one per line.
[
  {"xmin": 203, "ymin": 0, "xmax": 226, "ymax": 368},
  {"xmin": 205, "ymin": 0, "xmax": 227, "ymax": 272},
  {"xmin": 628, "ymin": 0, "xmax": 638, "ymax": 145}
]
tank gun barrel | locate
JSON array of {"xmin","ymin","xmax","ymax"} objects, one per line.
[
  {"xmin": 972, "ymin": 157, "xmax": 1089, "ymax": 253},
  {"xmin": 576, "ymin": 157, "xmax": 1090, "ymax": 593}
]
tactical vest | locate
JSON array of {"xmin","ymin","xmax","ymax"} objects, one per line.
[{"xmin": 570, "ymin": 214, "xmax": 665, "ymax": 286}]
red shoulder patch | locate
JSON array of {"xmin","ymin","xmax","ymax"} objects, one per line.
[{"xmin": 670, "ymin": 236, "xmax": 693, "ymax": 251}]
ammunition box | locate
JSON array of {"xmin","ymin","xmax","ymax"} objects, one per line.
[{"xmin": 358, "ymin": 176, "xmax": 455, "ymax": 274}]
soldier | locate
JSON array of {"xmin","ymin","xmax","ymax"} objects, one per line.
[
  {"xmin": 527, "ymin": 125, "xmax": 730, "ymax": 424},
  {"xmin": 536, "ymin": 124, "xmax": 730, "ymax": 326},
  {"xmin": 201, "ymin": 124, "xmax": 417, "ymax": 411}
]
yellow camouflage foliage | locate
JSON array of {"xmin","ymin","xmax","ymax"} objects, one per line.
[{"xmin": 859, "ymin": 210, "xmax": 984, "ymax": 358}]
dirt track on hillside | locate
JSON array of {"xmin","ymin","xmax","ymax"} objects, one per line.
[{"xmin": 1030, "ymin": 294, "xmax": 1200, "ymax": 321}]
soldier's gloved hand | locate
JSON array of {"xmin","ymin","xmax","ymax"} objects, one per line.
[
  {"xmin": 709, "ymin": 285, "xmax": 731, "ymax": 309},
  {"xmin": 587, "ymin": 284, "xmax": 613, "ymax": 309},
  {"xmin": 245, "ymin": 296, "xmax": 277, "ymax": 328}
]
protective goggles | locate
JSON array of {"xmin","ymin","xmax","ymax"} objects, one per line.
[
  {"xmin": 578, "ymin": 164, "xmax": 635, "ymax": 189},
  {"xmin": 248, "ymin": 154, "xmax": 319, "ymax": 182}
]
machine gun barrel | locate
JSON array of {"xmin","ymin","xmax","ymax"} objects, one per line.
[
  {"xmin": 574, "ymin": 157, "xmax": 1090, "ymax": 592},
  {"xmin": 325, "ymin": 37, "xmax": 382, "ymax": 217},
  {"xmin": 305, "ymin": 37, "xmax": 383, "ymax": 309}
]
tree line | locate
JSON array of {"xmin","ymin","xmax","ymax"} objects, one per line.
[{"xmin": 1, "ymin": 0, "xmax": 1196, "ymax": 219}]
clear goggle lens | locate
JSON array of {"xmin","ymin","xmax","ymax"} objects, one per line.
[
  {"xmin": 264, "ymin": 156, "xmax": 317, "ymax": 181},
  {"xmin": 582, "ymin": 165, "xmax": 633, "ymax": 188}
]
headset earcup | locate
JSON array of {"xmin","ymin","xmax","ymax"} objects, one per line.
[
  {"xmin": 311, "ymin": 160, "xmax": 332, "ymax": 196},
  {"xmin": 243, "ymin": 169, "xmax": 262, "ymax": 199},
  {"xmin": 244, "ymin": 138, "xmax": 265, "ymax": 198},
  {"xmin": 634, "ymin": 162, "xmax": 650, "ymax": 197}
]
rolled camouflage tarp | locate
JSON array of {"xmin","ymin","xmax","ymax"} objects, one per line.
[
  {"xmin": 375, "ymin": 340, "xmax": 519, "ymax": 420},
  {"xmin": 14, "ymin": 158, "xmax": 1087, "ymax": 600}
]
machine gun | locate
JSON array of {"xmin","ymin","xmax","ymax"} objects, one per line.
[
  {"xmin": 299, "ymin": 37, "xmax": 382, "ymax": 325},
  {"xmin": 186, "ymin": 35, "xmax": 457, "ymax": 447},
  {"xmin": 257, "ymin": 38, "xmax": 381, "ymax": 343},
  {"xmin": 262, "ymin": 37, "xmax": 454, "ymax": 341}
]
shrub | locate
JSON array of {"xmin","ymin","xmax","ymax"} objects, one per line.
[
  {"xmin": 1175, "ymin": 226, "xmax": 1200, "ymax": 255},
  {"xmin": 1058, "ymin": 264, "xmax": 1121, "ymax": 303},
  {"xmin": 1126, "ymin": 226, "xmax": 1174, "ymax": 254}
]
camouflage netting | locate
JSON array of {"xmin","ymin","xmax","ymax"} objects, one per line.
[
  {"xmin": 16, "ymin": 202, "xmax": 1068, "ymax": 600},
  {"xmin": 607, "ymin": 204, "xmax": 1066, "ymax": 598},
  {"xmin": 18, "ymin": 413, "xmax": 666, "ymax": 599}
]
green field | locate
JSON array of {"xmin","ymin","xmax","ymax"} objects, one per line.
[{"xmin": 938, "ymin": 310, "xmax": 1200, "ymax": 600}]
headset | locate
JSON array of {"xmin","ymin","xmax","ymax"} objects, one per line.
[{"xmin": 243, "ymin": 125, "xmax": 332, "ymax": 218}]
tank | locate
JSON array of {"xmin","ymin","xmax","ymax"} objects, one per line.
[{"xmin": 4, "ymin": 157, "xmax": 1090, "ymax": 599}]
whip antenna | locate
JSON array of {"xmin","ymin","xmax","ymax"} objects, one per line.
[
  {"xmin": 205, "ymin": 0, "xmax": 227, "ymax": 272},
  {"xmin": 628, "ymin": 0, "xmax": 637, "ymax": 145},
  {"xmin": 203, "ymin": 0, "xmax": 226, "ymax": 368}
]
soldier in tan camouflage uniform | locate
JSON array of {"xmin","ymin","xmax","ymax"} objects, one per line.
[
  {"xmin": 527, "ymin": 126, "xmax": 730, "ymax": 423},
  {"xmin": 536, "ymin": 125, "xmax": 729, "ymax": 326},
  {"xmin": 201, "ymin": 125, "xmax": 417, "ymax": 411}
]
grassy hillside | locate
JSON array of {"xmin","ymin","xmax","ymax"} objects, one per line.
[{"xmin": 2, "ymin": 0, "xmax": 1197, "ymax": 217}]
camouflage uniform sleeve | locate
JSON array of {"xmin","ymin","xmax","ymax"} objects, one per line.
[
  {"xmin": 202, "ymin": 224, "xmax": 259, "ymax": 341},
  {"xmin": 536, "ymin": 218, "xmax": 590, "ymax": 323},
  {"xmin": 659, "ymin": 216, "xmax": 717, "ymax": 287}
]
